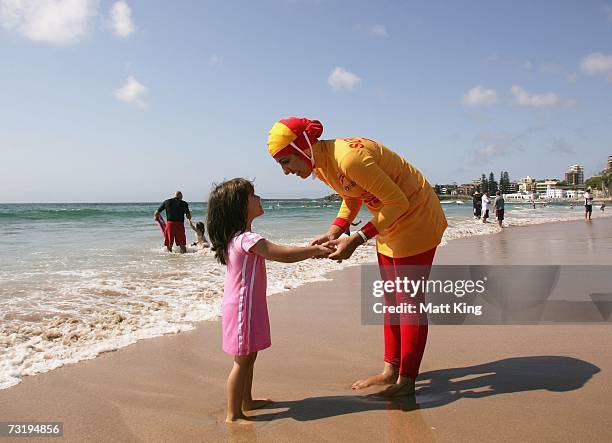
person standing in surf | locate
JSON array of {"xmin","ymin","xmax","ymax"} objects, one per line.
[
  {"xmin": 472, "ymin": 190, "xmax": 482, "ymax": 219},
  {"xmin": 154, "ymin": 191, "xmax": 192, "ymax": 253},
  {"xmin": 584, "ymin": 188, "xmax": 593, "ymax": 221},
  {"xmin": 266, "ymin": 117, "xmax": 447, "ymax": 397}
]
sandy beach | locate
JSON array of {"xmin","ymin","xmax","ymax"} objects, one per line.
[{"xmin": 1, "ymin": 217, "xmax": 611, "ymax": 442}]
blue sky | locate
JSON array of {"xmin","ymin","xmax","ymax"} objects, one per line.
[{"xmin": 1, "ymin": 0, "xmax": 611, "ymax": 203}]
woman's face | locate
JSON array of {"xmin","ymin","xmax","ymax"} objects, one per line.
[{"xmin": 276, "ymin": 154, "xmax": 311, "ymax": 179}]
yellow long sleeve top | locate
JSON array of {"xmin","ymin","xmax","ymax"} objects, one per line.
[{"xmin": 312, "ymin": 138, "xmax": 448, "ymax": 258}]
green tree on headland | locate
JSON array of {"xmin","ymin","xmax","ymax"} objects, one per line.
[
  {"xmin": 480, "ymin": 174, "xmax": 488, "ymax": 193},
  {"xmin": 488, "ymin": 172, "xmax": 498, "ymax": 194},
  {"xmin": 585, "ymin": 176, "xmax": 603, "ymax": 191},
  {"xmin": 323, "ymin": 193, "xmax": 342, "ymax": 202},
  {"xmin": 499, "ymin": 171, "xmax": 510, "ymax": 193},
  {"xmin": 603, "ymin": 172, "xmax": 611, "ymax": 196}
]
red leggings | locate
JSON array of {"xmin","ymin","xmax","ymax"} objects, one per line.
[{"xmin": 377, "ymin": 247, "xmax": 437, "ymax": 379}]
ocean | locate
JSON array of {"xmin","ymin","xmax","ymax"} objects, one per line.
[{"xmin": 0, "ymin": 200, "xmax": 608, "ymax": 389}]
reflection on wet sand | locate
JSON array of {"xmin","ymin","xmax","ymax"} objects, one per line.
[{"xmin": 221, "ymin": 355, "xmax": 597, "ymax": 442}]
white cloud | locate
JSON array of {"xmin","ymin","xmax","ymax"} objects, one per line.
[
  {"xmin": 548, "ymin": 138, "xmax": 575, "ymax": 155},
  {"xmin": 485, "ymin": 53, "xmax": 533, "ymax": 72},
  {"xmin": 208, "ymin": 53, "xmax": 221, "ymax": 66},
  {"xmin": 462, "ymin": 86, "xmax": 498, "ymax": 106},
  {"xmin": 114, "ymin": 76, "xmax": 148, "ymax": 108},
  {"xmin": 0, "ymin": 0, "xmax": 97, "ymax": 45},
  {"xmin": 605, "ymin": 5, "xmax": 612, "ymax": 24},
  {"xmin": 472, "ymin": 126, "xmax": 543, "ymax": 163},
  {"xmin": 539, "ymin": 62, "xmax": 577, "ymax": 83},
  {"xmin": 580, "ymin": 52, "xmax": 612, "ymax": 80},
  {"xmin": 474, "ymin": 134, "xmax": 514, "ymax": 163},
  {"xmin": 485, "ymin": 53, "xmax": 500, "ymax": 63},
  {"xmin": 510, "ymin": 85, "xmax": 575, "ymax": 108},
  {"xmin": 367, "ymin": 24, "xmax": 387, "ymax": 37},
  {"xmin": 327, "ymin": 67, "xmax": 361, "ymax": 91},
  {"xmin": 476, "ymin": 144, "xmax": 500, "ymax": 162},
  {"xmin": 110, "ymin": 1, "xmax": 134, "ymax": 37}
]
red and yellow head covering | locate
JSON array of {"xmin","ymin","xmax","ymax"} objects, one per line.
[{"xmin": 267, "ymin": 117, "xmax": 323, "ymax": 168}]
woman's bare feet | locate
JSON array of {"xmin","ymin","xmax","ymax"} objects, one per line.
[
  {"xmin": 352, "ymin": 373, "xmax": 397, "ymax": 390},
  {"xmin": 373, "ymin": 376, "xmax": 416, "ymax": 398},
  {"xmin": 352, "ymin": 363, "xmax": 399, "ymax": 390},
  {"xmin": 242, "ymin": 398, "xmax": 273, "ymax": 411}
]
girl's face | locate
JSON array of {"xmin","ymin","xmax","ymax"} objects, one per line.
[
  {"xmin": 247, "ymin": 192, "xmax": 264, "ymax": 220},
  {"xmin": 276, "ymin": 154, "xmax": 311, "ymax": 179}
]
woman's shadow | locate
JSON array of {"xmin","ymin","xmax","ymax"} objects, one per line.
[{"xmin": 253, "ymin": 356, "xmax": 600, "ymax": 421}]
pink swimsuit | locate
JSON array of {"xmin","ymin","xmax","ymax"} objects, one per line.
[{"xmin": 222, "ymin": 232, "xmax": 271, "ymax": 356}]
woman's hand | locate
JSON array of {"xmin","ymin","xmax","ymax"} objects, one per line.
[
  {"xmin": 309, "ymin": 233, "xmax": 335, "ymax": 246},
  {"xmin": 309, "ymin": 225, "xmax": 344, "ymax": 246},
  {"xmin": 323, "ymin": 235, "xmax": 363, "ymax": 261}
]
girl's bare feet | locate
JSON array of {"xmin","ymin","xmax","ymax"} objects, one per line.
[
  {"xmin": 225, "ymin": 413, "xmax": 252, "ymax": 424},
  {"xmin": 352, "ymin": 363, "xmax": 399, "ymax": 390},
  {"xmin": 242, "ymin": 398, "xmax": 273, "ymax": 411}
]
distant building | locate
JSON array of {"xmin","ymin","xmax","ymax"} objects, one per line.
[
  {"xmin": 536, "ymin": 179, "xmax": 560, "ymax": 194},
  {"xmin": 518, "ymin": 176, "xmax": 536, "ymax": 193},
  {"xmin": 507, "ymin": 181, "xmax": 519, "ymax": 193},
  {"xmin": 565, "ymin": 164, "xmax": 584, "ymax": 185},
  {"xmin": 504, "ymin": 192, "xmax": 533, "ymax": 201},
  {"xmin": 546, "ymin": 187, "xmax": 565, "ymax": 199},
  {"xmin": 565, "ymin": 189, "xmax": 585, "ymax": 199},
  {"xmin": 439, "ymin": 183, "xmax": 458, "ymax": 195},
  {"xmin": 456, "ymin": 183, "xmax": 476, "ymax": 195}
]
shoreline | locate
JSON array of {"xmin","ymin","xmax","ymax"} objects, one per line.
[
  {"xmin": 1, "ymin": 212, "xmax": 610, "ymax": 391},
  {"xmin": 1, "ymin": 217, "xmax": 611, "ymax": 441}
]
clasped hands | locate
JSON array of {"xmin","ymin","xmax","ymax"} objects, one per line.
[{"xmin": 309, "ymin": 232, "xmax": 363, "ymax": 262}]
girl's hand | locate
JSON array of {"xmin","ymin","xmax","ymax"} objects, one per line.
[
  {"xmin": 323, "ymin": 235, "xmax": 362, "ymax": 261},
  {"xmin": 311, "ymin": 244, "xmax": 335, "ymax": 258}
]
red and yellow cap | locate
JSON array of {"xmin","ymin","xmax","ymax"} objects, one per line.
[{"xmin": 267, "ymin": 117, "xmax": 323, "ymax": 166}]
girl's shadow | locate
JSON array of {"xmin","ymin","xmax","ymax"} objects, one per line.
[{"xmin": 253, "ymin": 356, "xmax": 600, "ymax": 421}]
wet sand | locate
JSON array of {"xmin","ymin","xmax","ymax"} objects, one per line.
[{"xmin": 1, "ymin": 217, "xmax": 611, "ymax": 442}]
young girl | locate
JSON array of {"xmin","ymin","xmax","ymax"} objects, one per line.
[
  {"xmin": 206, "ymin": 178, "xmax": 332, "ymax": 423},
  {"xmin": 189, "ymin": 220, "xmax": 210, "ymax": 248}
]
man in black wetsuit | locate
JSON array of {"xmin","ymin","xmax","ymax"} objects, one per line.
[
  {"xmin": 472, "ymin": 190, "xmax": 482, "ymax": 220},
  {"xmin": 154, "ymin": 191, "xmax": 192, "ymax": 253}
]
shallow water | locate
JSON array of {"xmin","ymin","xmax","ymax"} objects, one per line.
[{"xmin": 0, "ymin": 200, "xmax": 608, "ymax": 389}]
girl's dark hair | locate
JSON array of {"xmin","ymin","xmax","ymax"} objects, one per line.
[
  {"xmin": 206, "ymin": 178, "xmax": 254, "ymax": 265},
  {"xmin": 195, "ymin": 221, "xmax": 205, "ymax": 233}
]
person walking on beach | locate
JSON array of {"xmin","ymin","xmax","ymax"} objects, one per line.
[
  {"xmin": 481, "ymin": 192, "xmax": 490, "ymax": 223},
  {"xmin": 207, "ymin": 178, "xmax": 333, "ymax": 423},
  {"xmin": 266, "ymin": 117, "xmax": 447, "ymax": 397},
  {"xmin": 154, "ymin": 191, "xmax": 192, "ymax": 253},
  {"xmin": 584, "ymin": 188, "xmax": 593, "ymax": 221},
  {"xmin": 472, "ymin": 190, "xmax": 482, "ymax": 219},
  {"xmin": 494, "ymin": 191, "xmax": 505, "ymax": 228}
]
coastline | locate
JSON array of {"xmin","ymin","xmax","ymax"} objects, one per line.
[
  {"xmin": 2, "ymin": 201, "xmax": 609, "ymax": 392},
  {"xmin": 1, "ymin": 217, "xmax": 611, "ymax": 441}
]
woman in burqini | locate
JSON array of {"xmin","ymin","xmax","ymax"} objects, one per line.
[{"xmin": 267, "ymin": 117, "xmax": 447, "ymax": 396}]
